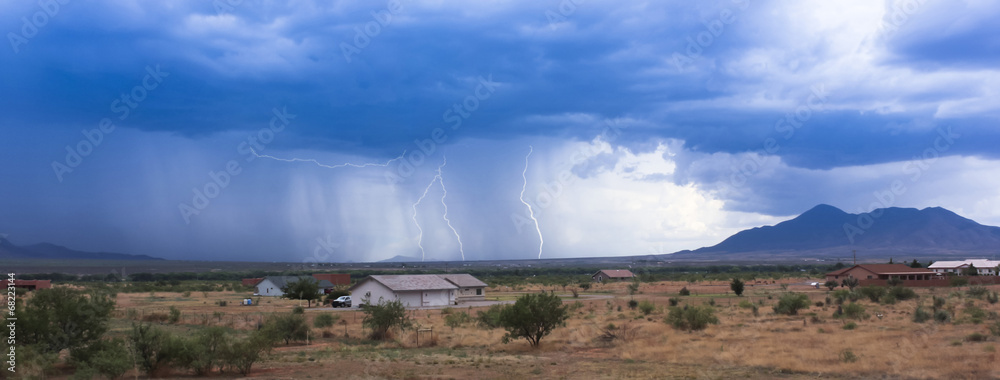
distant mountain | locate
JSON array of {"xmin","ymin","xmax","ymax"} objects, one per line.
[
  {"xmin": 380, "ymin": 255, "xmax": 421, "ymax": 263},
  {"xmin": 670, "ymin": 204, "xmax": 1000, "ymax": 260},
  {"xmin": 0, "ymin": 238, "xmax": 163, "ymax": 261}
]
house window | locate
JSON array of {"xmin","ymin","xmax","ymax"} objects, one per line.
[
  {"xmin": 476, "ymin": 289, "xmax": 482, "ymax": 295},
  {"xmin": 867, "ymin": 276, "xmax": 872, "ymax": 279}
]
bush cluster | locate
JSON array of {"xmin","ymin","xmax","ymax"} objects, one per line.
[
  {"xmin": 774, "ymin": 293, "xmax": 811, "ymax": 316},
  {"xmin": 665, "ymin": 305, "xmax": 718, "ymax": 331}
]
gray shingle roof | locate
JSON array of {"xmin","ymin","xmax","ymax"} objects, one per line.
[
  {"xmin": 438, "ymin": 274, "xmax": 487, "ymax": 288},
  {"xmin": 595, "ymin": 270, "xmax": 635, "ymax": 278},
  {"xmin": 352, "ymin": 275, "xmax": 459, "ymax": 291}
]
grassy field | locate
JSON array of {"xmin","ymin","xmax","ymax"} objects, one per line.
[{"xmin": 25, "ymin": 278, "xmax": 1000, "ymax": 379}]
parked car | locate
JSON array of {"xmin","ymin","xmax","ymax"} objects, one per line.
[{"xmin": 331, "ymin": 296, "xmax": 351, "ymax": 308}]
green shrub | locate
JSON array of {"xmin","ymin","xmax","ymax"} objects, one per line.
[
  {"xmin": 838, "ymin": 302, "xmax": 867, "ymax": 320},
  {"xmin": 168, "ymin": 306, "xmax": 182, "ymax": 324},
  {"xmin": 665, "ymin": 305, "xmax": 718, "ymax": 331},
  {"xmin": 262, "ymin": 313, "xmax": 309, "ymax": 344},
  {"xmin": 932, "ymin": 296, "xmax": 947, "ymax": 311},
  {"xmin": 774, "ymin": 293, "xmax": 811, "ymax": 316},
  {"xmin": 913, "ymin": 306, "xmax": 931, "ymax": 323},
  {"xmin": 888, "ymin": 286, "xmax": 918, "ymax": 301},
  {"xmin": 21, "ymin": 288, "xmax": 116, "ymax": 354},
  {"xmin": 362, "ymin": 298, "xmax": 413, "ymax": 341},
  {"xmin": 128, "ymin": 322, "xmax": 180, "ymax": 376},
  {"xmin": 627, "ymin": 299, "xmax": 638, "ymax": 309},
  {"xmin": 498, "ymin": 292, "xmax": 569, "ymax": 347},
  {"xmin": 934, "ymin": 310, "xmax": 951, "ymax": 323},
  {"xmin": 668, "ymin": 297, "xmax": 680, "ymax": 307},
  {"xmin": 292, "ymin": 305, "xmax": 305, "ymax": 314},
  {"xmin": 989, "ymin": 320, "xmax": 1000, "ymax": 337},
  {"xmin": 987, "ymin": 292, "xmax": 999, "ymax": 304},
  {"xmin": 840, "ymin": 349, "xmax": 857, "ymax": 362},
  {"xmin": 678, "ymin": 287, "xmax": 690, "ymax": 296},
  {"xmin": 69, "ymin": 338, "xmax": 131, "ymax": 379},
  {"xmin": 223, "ymin": 331, "xmax": 274, "ymax": 375},
  {"xmin": 313, "ymin": 313, "xmax": 338, "ymax": 328},
  {"xmin": 445, "ymin": 311, "xmax": 472, "ymax": 329},
  {"xmin": 964, "ymin": 305, "xmax": 987, "ymax": 324},
  {"xmin": 638, "ymin": 300, "xmax": 656, "ymax": 315},
  {"xmin": 965, "ymin": 332, "xmax": 988, "ymax": 342},
  {"xmin": 476, "ymin": 304, "xmax": 506, "ymax": 329},
  {"xmin": 967, "ymin": 286, "xmax": 989, "ymax": 299},
  {"xmin": 858, "ymin": 286, "xmax": 885, "ymax": 303},
  {"xmin": 738, "ymin": 299, "xmax": 754, "ymax": 309},
  {"xmin": 842, "ymin": 322, "xmax": 857, "ymax": 330},
  {"xmin": 831, "ymin": 289, "xmax": 857, "ymax": 305},
  {"xmin": 730, "ymin": 278, "xmax": 745, "ymax": 296}
]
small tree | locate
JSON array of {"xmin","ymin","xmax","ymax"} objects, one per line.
[
  {"xmin": 627, "ymin": 278, "xmax": 641, "ymax": 300},
  {"xmin": 224, "ymin": 330, "xmax": 274, "ymax": 375},
  {"xmin": 362, "ymin": 297, "xmax": 412, "ymax": 340},
  {"xmin": 887, "ymin": 276, "xmax": 903, "ymax": 287},
  {"xmin": 128, "ymin": 322, "xmax": 173, "ymax": 376},
  {"xmin": 823, "ymin": 280, "xmax": 839, "ymax": 291},
  {"xmin": 774, "ymin": 293, "xmax": 811, "ymax": 316},
  {"xmin": 858, "ymin": 286, "xmax": 886, "ymax": 303},
  {"xmin": 22, "ymin": 288, "xmax": 116, "ymax": 354},
  {"xmin": 498, "ymin": 292, "xmax": 569, "ymax": 347},
  {"xmin": 665, "ymin": 305, "xmax": 718, "ymax": 331},
  {"xmin": 679, "ymin": 287, "xmax": 691, "ymax": 296},
  {"xmin": 841, "ymin": 277, "xmax": 860, "ymax": 290},
  {"xmin": 445, "ymin": 311, "xmax": 471, "ymax": 330},
  {"xmin": 262, "ymin": 313, "xmax": 309, "ymax": 345},
  {"xmin": 579, "ymin": 282, "xmax": 592, "ymax": 291},
  {"xmin": 281, "ymin": 278, "xmax": 322, "ymax": 307},
  {"xmin": 70, "ymin": 338, "xmax": 131, "ymax": 379},
  {"xmin": 730, "ymin": 278, "xmax": 745, "ymax": 296},
  {"xmin": 314, "ymin": 313, "xmax": 338, "ymax": 328},
  {"xmin": 909, "ymin": 259, "xmax": 922, "ymax": 268}
]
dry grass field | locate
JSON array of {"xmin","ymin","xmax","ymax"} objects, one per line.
[{"xmin": 47, "ymin": 278, "xmax": 1000, "ymax": 379}]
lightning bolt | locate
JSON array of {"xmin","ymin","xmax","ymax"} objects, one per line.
[
  {"xmin": 412, "ymin": 166, "xmax": 438, "ymax": 262},
  {"xmin": 438, "ymin": 157, "xmax": 465, "ymax": 261},
  {"xmin": 249, "ymin": 147, "xmax": 405, "ymax": 169},
  {"xmin": 411, "ymin": 157, "xmax": 465, "ymax": 261},
  {"xmin": 520, "ymin": 146, "xmax": 544, "ymax": 259}
]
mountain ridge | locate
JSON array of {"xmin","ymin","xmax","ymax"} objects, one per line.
[
  {"xmin": 669, "ymin": 204, "xmax": 1000, "ymax": 260},
  {"xmin": 0, "ymin": 238, "xmax": 164, "ymax": 261}
]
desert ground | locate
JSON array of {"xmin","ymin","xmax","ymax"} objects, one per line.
[{"xmin": 36, "ymin": 278, "xmax": 1000, "ymax": 379}]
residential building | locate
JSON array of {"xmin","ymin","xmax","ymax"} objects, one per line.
[
  {"xmin": 592, "ymin": 269, "xmax": 635, "ymax": 283},
  {"xmin": 255, "ymin": 276, "xmax": 334, "ymax": 297}
]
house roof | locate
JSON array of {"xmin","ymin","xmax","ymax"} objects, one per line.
[
  {"xmin": 595, "ymin": 269, "xmax": 635, "ymax": 278},
  {"xmin": 826, "ymin": 264, "xmax": 936, "ymax": 276},
  {"xmin": 260, "ymin": 276, "xmax": 334, "ymax": 289},
  {"xmin": 311, "ymin": 273, "xmax": 351, "ymax": 286},
  {"xmin": 349, "ymin": 275, "xmax": 459, "ymax": 292},
  {"xmin": 438, "ymin": 274, "xmax": 487, "ymax": 288},
  {"xmin": 928, "ymin": 259, "xmax": 1000, "ymax": 269}
]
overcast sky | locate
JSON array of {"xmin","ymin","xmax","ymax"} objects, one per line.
[{"xmin": 1, "ymin": 0, "xmax": 999, "ymax": 262}]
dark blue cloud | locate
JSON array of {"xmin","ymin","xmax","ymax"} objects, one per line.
[{"xmin": 3, "ymin": 1, "xmax": 1000, "ymax": 260}]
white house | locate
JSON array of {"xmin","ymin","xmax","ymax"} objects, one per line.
[
  {"xmin": 438, "ymin": 274, "xmax": 488, "ymax": 302},
  {"xmin": 255, "ymin": 276, "xmax": 334, "ymax": 297},
  {"xmin": 348, "ymin": 275, "xmax": 459, "ymax": 308},
  {"xmin": 929, "ymin": 259, "xmax": 1000, "ymax": 276}
]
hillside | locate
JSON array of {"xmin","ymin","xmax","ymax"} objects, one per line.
[
  {"xmin": 0, "ymin": 238, "xmax": 163, "ymax": 261},
  {"xmin": 669, "ymin": 204, "xmax": 1000, "ymax": 260}
]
